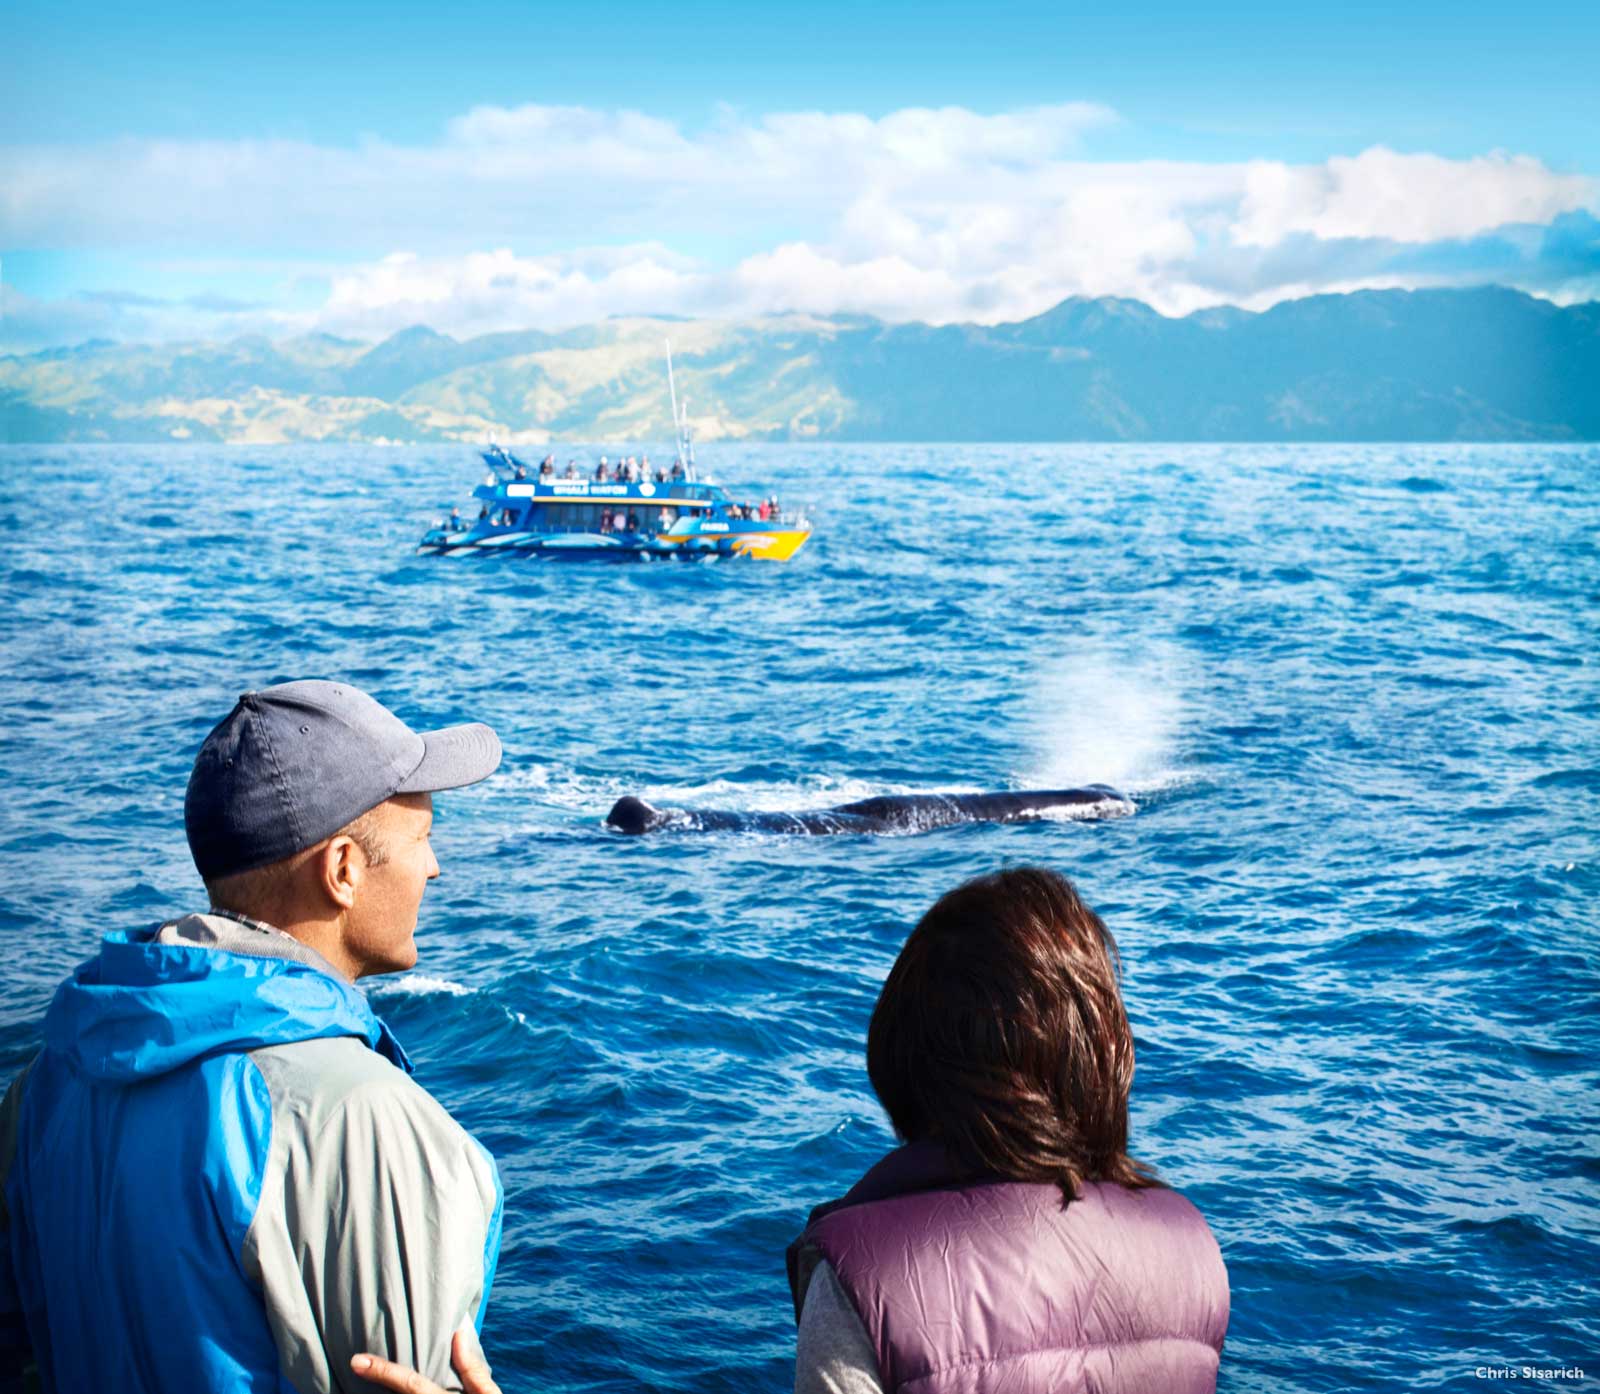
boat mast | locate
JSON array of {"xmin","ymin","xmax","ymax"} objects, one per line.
[{"xmin": 665, "ymin": 338, "xmax": 696, "ymax": 482}]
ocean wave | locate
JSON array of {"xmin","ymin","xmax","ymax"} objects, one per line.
[{"xmin": 368, "ymin": 973, "xmax": 474, "ymax": 998}]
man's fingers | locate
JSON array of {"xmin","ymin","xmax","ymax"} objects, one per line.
[
  {"xmin": 349, "ymin": 1353, "xmax": 449, "ymax": 1394},
  {"xmin": 345, "ymin": 1333, "xmax": 502, "ymax": 1394},
  {"xmin": 451, "ymin": 1328, "xmax": 504, "ymax": 1394}
]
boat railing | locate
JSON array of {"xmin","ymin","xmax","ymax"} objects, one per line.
[{"xmin": 775, "ymin": 500, "xmax": 813, "ymax": 529}]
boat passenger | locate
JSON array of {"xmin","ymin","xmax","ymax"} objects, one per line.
[
  {"xmin": 538, "ymin": 461, "xmax": 553, "ymax": 480},
  {"xmin": 564, "ymin": 461, "xmax": 579, "ymax": 479},
  {"xmin": 448, "ymin": 507, "xmax": 463, "ymax": 531},
  {"xmin": 757, "ymin": 500, "xmax": 770, "ymax": 522},
  {"xmin": 478, "ymin": 505, "xmax": 489, "ymax": 521},
  {"xmin": 670, "ymin": 459, "xmax": 685, "ymax": 481},
  {"xmin": 595, "ymin": 457, "xmax": 608, "ymax": 482},
  {"xmin": 625, "ymin": 511, "xmax": 640, "ymax": 532},
  {"xmin": 514, "ymin": 464, "xmax": 527, "ymax": 480}
]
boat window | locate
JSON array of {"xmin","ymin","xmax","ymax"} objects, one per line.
[{"xmin": 539, "ymin": 502, "xmax": 616, "ymax": 533}]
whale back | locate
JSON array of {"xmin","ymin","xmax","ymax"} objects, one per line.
[
  {"xmin": 835, "ymin": 789, "xmax": 1116, "ymax": 832},
  {"xmin": 608, "ymin": 787, "xmax": 1133, "ymax": 836}
]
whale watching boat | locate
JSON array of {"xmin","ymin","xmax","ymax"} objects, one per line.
[{"xmin": 418, "ymin": 348, "xmax": 812, "ymax": 563}]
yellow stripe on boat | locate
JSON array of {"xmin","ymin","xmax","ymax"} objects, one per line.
[{"xmin": 728, "ymin": 529, "xmax": 811, "ymax": 561}]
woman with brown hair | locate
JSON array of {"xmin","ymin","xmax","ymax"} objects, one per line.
[
  {"xmin": 351, "ymin": 867, "xmax": 1227, "ymax": 1394},
  {"xmin": 788, "ymin": 866, "xmax": 1230, "ymax": 1393}
]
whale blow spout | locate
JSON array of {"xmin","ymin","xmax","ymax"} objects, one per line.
[{"xmin": 603, "ymin": 786, "xmax": 1133, "ymax": 837}]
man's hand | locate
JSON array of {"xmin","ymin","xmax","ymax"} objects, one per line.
[{"xmin": 350, "ymin": 1329, "xmax": 502, "ymax": 1394}]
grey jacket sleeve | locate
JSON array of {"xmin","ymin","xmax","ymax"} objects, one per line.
[
  {"xmin": 794, "ymin": 1259, "xmax": 885, "ymax": 1394},
  {"xmin": 244, "ymin": 1040, "xmax": 501, "ymax": 1394}
]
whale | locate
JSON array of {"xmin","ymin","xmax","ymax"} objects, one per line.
[{"xmin": 604, "ymin": 785, "xmax": 1133, "ymax": 836}]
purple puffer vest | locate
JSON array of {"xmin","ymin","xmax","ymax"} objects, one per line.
[{"xmin": 787, "ymin": 1142, "xmax": 1230, "ymax": 1394}]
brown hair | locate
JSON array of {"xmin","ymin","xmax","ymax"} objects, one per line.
[{"xmin": 867, "ymin": 866, "xmax": 1160, "ymax": 1202}]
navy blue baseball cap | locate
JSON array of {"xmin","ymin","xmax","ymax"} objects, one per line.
[{"xmin": 185, "ymin": 680, "xmax": 502, "ymax": 880}]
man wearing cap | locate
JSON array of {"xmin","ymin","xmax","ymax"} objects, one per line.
[{"xmin": 0, "ymin": 681, "xmax": 504, "ymax": 1393}]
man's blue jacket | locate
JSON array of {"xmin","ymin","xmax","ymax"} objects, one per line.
[{"xmin": 0, "ymin": 914, "xmax": 502, "ymax": 1393}]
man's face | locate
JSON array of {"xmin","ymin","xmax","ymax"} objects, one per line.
[{"xmin": 345, "ymin": 792, "xmax": 439, "ymax": 978}]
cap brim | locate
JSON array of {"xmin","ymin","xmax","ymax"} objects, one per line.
[{"xmin": 395, "ymin": 722, "xmax": 502, "ymax": 793}]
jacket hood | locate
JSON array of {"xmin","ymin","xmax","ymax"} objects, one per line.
[{"xmin": 44, "ymin": 922, "xmax": 412, "ymax": 1083}]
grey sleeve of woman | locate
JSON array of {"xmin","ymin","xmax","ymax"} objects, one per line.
[{"xmin": 794, "ymin": 1259, "xmax": 885, "ymax": 1394}]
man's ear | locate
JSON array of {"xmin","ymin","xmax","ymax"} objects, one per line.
[{"xmin": 319, "ymin": 835, "xmax": 361, "ymax": 911}]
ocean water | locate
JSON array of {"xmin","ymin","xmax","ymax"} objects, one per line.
[{"xmin": 1, "ymin": 441, "xmax": 1596, "ymax": 1392}]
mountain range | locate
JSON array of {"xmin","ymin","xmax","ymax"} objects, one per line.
[{"xmin": 3, "ymin": 287, "xmax": 1597, "ymax": 444}]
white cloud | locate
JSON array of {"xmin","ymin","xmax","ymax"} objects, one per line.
[
  {"xmin": 2, "ymin": 102, "xmax": 1596, "ymax": 346},
  {"xmin": 1231, "ymin": 147, "xmax": 1597, "ymax": 246},
  {"xmin": 317, "ymin": 246, "xmax": 713, "ymax": 338}
]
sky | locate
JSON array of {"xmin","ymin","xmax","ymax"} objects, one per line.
[{"xmin": 3, "ymin": 0, "xmax": 1597, "ymax": 350}]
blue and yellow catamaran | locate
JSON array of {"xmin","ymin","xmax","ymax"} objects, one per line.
[{"xmin": 418, "ymin": 347, "xmax": 812, "ymax": 563}]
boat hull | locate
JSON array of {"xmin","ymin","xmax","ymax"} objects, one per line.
[{"xmin": 418, "ymin": 528, "xmax": 810, "ymax": 562}]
